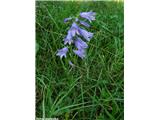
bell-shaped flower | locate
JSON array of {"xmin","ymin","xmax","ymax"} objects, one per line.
[
  {"xmin": 64, "ymin": 31, "xmax": 73, "ymax": 45},
  {"xmin": 78, "ymin": 28, "xmax": 93, "ymax": 41},
  {"xmin": 69, "ymin": 22, "xmax": 80, "ymax": 37},
  {"xmin": 56, "ymin": 47, "xmax": 68, "ymax": 59},
  {"xmin": 74, "ymin": 37, "xmax": 88, "ymax": 49},
  {"xmin": 80, "ymin": 20, "xmax": 90, "ymax": 28},
  {"xmin": 80, "ymin": 11, "xmax": 96, "ymax": 22},
  {"xmin": 73, "ymin": 48, "xmax": 86, "ymax": 59}
]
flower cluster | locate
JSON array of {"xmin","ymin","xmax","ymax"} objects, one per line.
[{"xmin": 56, "ymin": 11, "xmax": 96, "ymax": 64}]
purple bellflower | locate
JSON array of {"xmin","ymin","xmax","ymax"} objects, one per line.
[
  {"xmin": 57, "ymin": 11, "xmax": 96, "ymax": 64},
  {"xmin": 64, "ymin": 30, "xmax": 73, "ymax": 45},
  {"xmin": 79, "ymin": 28, "xmax": 93, "ymax": 41},
  {"xmin": 80, "ymin": 20, "xmax": 90, "ymax": 28},
  {"xmin": 56, "ymin": 47, "xmax": 68, "ymax": 59},
  {"xmin": 73, "ymin": 48, "xmax": 86, "ymax": 59},
  {"xmin": 75, "ymin": 37, "xmax": 88, "ymax": 49},
  {"xmin": 64, "ymin": 22, "xmax": 80, "ymax": 45},
  {"xmin": 69, "ymin": 22, "xmax": 80, "ymax": 37},
  {"xmin": 80, "ymin": 11, "xmax": 96, "ymax": 22}
]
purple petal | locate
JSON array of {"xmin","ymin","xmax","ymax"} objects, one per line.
[
  {"xmin": 56, "ymin": 47, "xmax": 68, "ymax": 59},
  {"xmin": 80, "ymin": 21, "xmax": 90, "ymax": 28},
  {"xmin": 74, "ymin": 37, "xmax": 88, "ymax": 49},
  {"xmin": 78, "ymin": 28, "xmax": 93, "ymax": 41},
  {"xmin": 73, "ymin": 48, "xmax": 86, "ymax": 59},
  {"xmin": 80, "ymin": 11, "xmax": 96, "ymax": 22},
  {"xmin": 69, "ymin": 22, "xmax": 80, "ymax": 37},
  {"xmin": 64, "ymin": 22, "xmax": 80, "ymax": 45},
  {"xmin": 64, "ymin": 31, "xmax": 73, "ymax": 45}
]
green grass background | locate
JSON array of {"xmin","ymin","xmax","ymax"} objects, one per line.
[{"xmin": 36, "ymin": 1, "xmax": 124, "ymax": 119}]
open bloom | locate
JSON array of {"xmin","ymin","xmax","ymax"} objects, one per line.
[
  {"xmin": 80, "ymin": 11, "xmax": 96, "ymax": 22},
  {"xmin": 74, "ymin": 37, "xmax": 88, "ymax": 49},
  {"xmin": 73, "ymin": 48, "xmax": 86, "ymax": 59},
  {"xmin": 64, "ymin": 31, "xmax": 73, "ymax": 45},
  {"xmin": 69, "ymin": 22, "xmax": 80, "ymax": 37},
  {"xmin": 79, "ymin": 28, "xmax": 93, "ymax": 41},
  {"xmin": 56, "ymin": 47, "xmax": 68, "ymax": 58},
  {"xmin": 64, "ymin": 22, "xmax": 80, "ymax": 45}
]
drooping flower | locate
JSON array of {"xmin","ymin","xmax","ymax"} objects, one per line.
[
  {"xmin": 78, "ymin": 28, "xmax": 93, "ymax": 41},
  {"xmin": 56, "ymin": 47, "xmax": 68, "ymax": 58},
  {"xmin": 69, "ymin": 22, "xmax": 80, "ymax": 37},
  {"xmin": 80, "ymin": 20, "xmax": 90, "ymax": 28},
  {"xmin": 74, "ymin": 37, "xmax": 88, "ymax": 49},
  {"xmin": 64, "ymin": 31, "xmax": 73, "ymax": 45},
  {"xmin": 73, "ymin": 48, "xmax": 86, "ymax": 59},
  {"xmin": 80, "ymin": 11, "xmax": 96, "ymax": 22},
  {"xmin": 64, "ymin": 17, "xmax": 72, "ymax": 23},
  {"xmin": 64, "ymin": 22, "xmax": 80, "ymax": 45}
]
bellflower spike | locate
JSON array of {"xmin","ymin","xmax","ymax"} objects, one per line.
[
  {"xmin": 64, "ymin": 17, "xmax": 72, "ymax": 23},
  {"xmin": 56, "ymin": 47, "xmax": 68, "ymax": 59},
  {"xmin": 75, "ymin": 37, "xmax": 88, "ymax": 49},
  {"xmin": 79, "ymin": 28, "xmax": 93, "ymax": 41},
  {"xmin": 73, "ymin": 48, "xmax": 86, "ymax": 59},
  {"xmin": 56, "ymin": 11, "xmax": 96, "ymax": 62},
  {"xmin": 80, "ymin": 11, "xmax": 96, "ymax": 22},
  {"xmin": 80, "ymin": 21, "xmax": 90, "ymax": 28}
]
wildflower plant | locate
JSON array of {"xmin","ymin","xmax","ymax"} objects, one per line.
[{"xmin": 56, "ymin": 11, "xmax": 96, "ymax": 66}]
